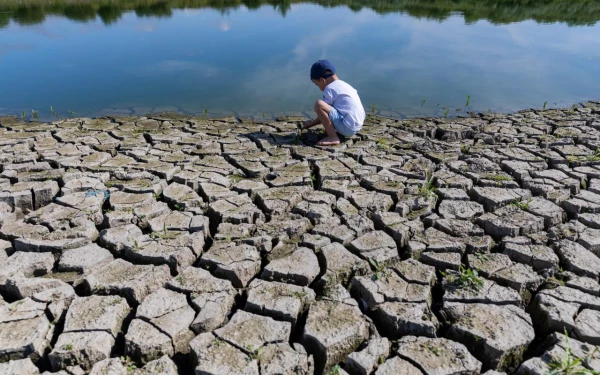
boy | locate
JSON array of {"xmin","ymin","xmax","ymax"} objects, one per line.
[{"xmin": 303, "ymin": 60, "xmax": 366, "ymax": 146}]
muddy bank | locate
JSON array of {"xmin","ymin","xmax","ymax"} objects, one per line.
[{"xmin": 0, "ymin": 102, "xmax": 600, "ymax": 374}]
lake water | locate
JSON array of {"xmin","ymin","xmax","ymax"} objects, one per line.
[{"xmin": 1, "ymin": 0, "xmax": 600, "ymax": 120}]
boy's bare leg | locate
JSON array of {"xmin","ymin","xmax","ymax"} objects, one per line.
[{"xmin": 314, "ymin": 100, "xmax": 340, "ymax": 146}]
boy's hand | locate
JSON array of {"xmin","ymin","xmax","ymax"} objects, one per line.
[{"xmin": 302, "ymin": 119, "xmax": 313, "ymax": 129}]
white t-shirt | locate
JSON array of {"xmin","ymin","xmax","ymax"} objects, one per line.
[{"xmin": 322, "ymin": 80, "xmax": 366, "ymax": 131}]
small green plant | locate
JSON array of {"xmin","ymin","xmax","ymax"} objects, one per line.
[
  {"xmin": 426, "ymin": 343, "xmax": 441, "ymax": 356},
  {"xmin": 50, "ymin": 106, "xmax": 60, "ymax": 120},
  {"xmin": 31, "ymin": 109, "xmax": 39, "ymax": 119},
  {"xmin": 442, "ymin": 266, "xmax": 484, "ymax": 291},
  {"xmin": 21, "ymin": 111, "xmax": 26, "ymax": 122},
  {"xmin": 328, "ymin": 365, "xmax": 342, "ymax": 375},
  {"xmin": 68, "ymin": 109, "xmax": 75, "ymax": 118},
  {"xmin": 443, "ymin": 108, "xmax": 449, "ymax": 118},
  {"xmin": 247, "ymin": 345, "xmax": 265, "ymax": 362},
  {"xmin": 421, "ymin": 98, "xmax": 426, "ymax": 107},
  {"xmin": 578, "ymin": 148, "xmax": 600, "ymax": 162},
  {"xmin": 377, "ymin": 138, "xmax": 390, "ymax": 151},
  {"xmin": 460, "ymin": 145, "xmax": 470, "ymax": 154},
  {"xmin": 545, "ymin": 330, "xmax": 600, "ymax": 375},
  {"xmin": 510, "ymin": 199, "xmax": 531, "ymax": 210},
  {"xmin": 262, "ymin": 112, "xmax": 265, "ymax": 119},
  {"xmin": 417, "ymin": 176, "xmax": 436, "ymax": 199},
  {"xmin": 131, "ymin": 238, "xmax": 140, "ymax": 252},
  {"xmin": 582, "ymin": 179, "xmax": 588, "ymax": 190},
  {"xmin": 465, "ymin": 94, "xmax": 471, "ymax": 108},
  {"xmin": 543, "ymin": 101, "xmax": 548, "ymax": 110},
  {"xmin": 371, "ymin": 103, "xmax": 376, "ymax": 115},
  {"xmin": 290, "ymin": 290, "xmax": 308, "ymax": 299},
  {"xmin": 203, "ymin": 108, "xmax": 208, "ymax": 118},
  {"xmin": 369, "ymin": 258, "xmax": 388, "ymax": 281},
  {"xmin": 474, "ymin": 252, "xmax": 490, "ymax": 262},
  {"xmin": 293, "ymin": 132, "xmax": 302, "ymax": 144},
  {"xmin": 64, "ymin": 343, "xmax": 74, "ymax": 351},
  {"xmin": 120, "ymin": 356, "xmax": 137, "ymax": 372}
]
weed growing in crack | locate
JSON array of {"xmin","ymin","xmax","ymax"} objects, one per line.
[
  {"xmin": 578, "ymin": 148, "xmax": 600, "ymax": 162},
  {"xmin": 328, "ymin": 365, "xmax": 342, "ymax": 375},
  {"xmin": 543, "ymin": 101, "xmax": 548, "ymax": 110},
  {"xmin": 377, "ymin": 139, "xmax": 390, "ymax": 152},
  {"xmin": 31, "ymin": 109, "xmax": 39, "ymax": 120},
  {"xmin": 369, "ymin": 258, "xmax": 388, "ymax": 281},
  {"xmin": 120, "ymin": 356, "xmax": 136, "ymax": 371},
  {"xmin": 546, "ymin": 330, "xmax": 600, "ymax": 375},
  {"xmin": 64, "ymin": 343, "xmax": 74, "ymax": 351},
  {"xmin": 510, "ymin": 199, "xmax": 531, "ymax": 210},
  {"xmin": 246, "ymin": 345, "xmax": 264, "ymax": 362},
  {"xmin": 442, "ymin": 266, "xmax": 484, "ymax": 292},
  {"xmin": 21, "ymin": 111, "xmax": 26, "ymax": 122},
  {"xmin": 417, "ymin": 176, "xmax": 436, "ymax": 199},
  {"xmin": 474, "ymin": 252, "xmax": 490, "ymax": 262}
]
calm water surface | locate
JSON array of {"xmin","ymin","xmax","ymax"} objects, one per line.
[{"xmin": 1, "ymin": 1, "xmax": 600, "ymax": 119}]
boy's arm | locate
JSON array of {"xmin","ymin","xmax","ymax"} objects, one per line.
[{"xmin": 303, "ymin": 118, "xmax": 321, "ymax": 129}]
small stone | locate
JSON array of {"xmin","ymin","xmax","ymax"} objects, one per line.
[
  {"xmin": 317, "ymin": 242, "xmax": 370, "ymax": 288},
  {"xmin": 259, "ymin": 343, "xmax": 312, "ymax": 375},
  {"xmin": 245, "ymin": 279, "xmax": 315, "ymax": 327},
  {"xmin": 63, "ymin": 295, "xmax": 130, "ymax": 337},
  {"xmin": 215, "ymin": 310, "xmax": 291, "ymax": 352},
  {"xmin": 49, "ymin": 331, "xmax": 114, "ymax": 371},
  {"xmin": 0, "ymin": 315, "xmax": 51, "ymax": 362},
  {"xmin": 349, "ymin": 231, "xmax": 398, "ymax": 264},
  {"xmin": 189, "ymin": 332, "xmax": 258, "ymax": 375},
  {"xmin": 124, "ymin": 319, "xmax": 174, "ymax": 364},
  {"xmin": 303, "ymin": 300, "xmax": 369, "ymax": 373},
  {"xmin": 199, "ymin": 242, "xmax": 261, "ymax": 288},
  {"xmin": 0, "ymin": 358, "xmax": 40, "ymax": 375},
  {"xmin": 396, "ymin": 336, "xmax": 482, "ymax": 375},
  {"xmin": 371, "ymin": 302, "xmax": 438, "ymax": 339},
  {"xmin": 444, "ymin": 302, "xmax": 535, "ymax": 371},
  {"xmin": 375, "ymin": 357, "xmax": 423, "ymax": 375},
  {"xmin": 438, "ymin": 200, "xmax": 485, "ymax": 220},
  {"xmin": 261, "ymin": 247, "xmax": 319, "ymax": 286},
  {"xmin": 419, "ymin": 252, "xmax": 462, "ymax": 270},
  {"xmin": 58, "ymin": 244, "xmax": 114, "ymax": 273},
  {"xmin": 83, "ymin": 259, "xmax": 171, "ymax": 305},
  {"xmin": 556, "ymin": 239, "xmax": 600, "ymax": 279},
  {"xmin": 574, "ymin": 309, "xmax": 600, "ymax": 345},
  {"xmin": 346, "ymin": 337, "xmax": 390, "ymax": 375}
]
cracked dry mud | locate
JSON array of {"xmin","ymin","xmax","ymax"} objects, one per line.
[{"xmin": 0, "ymin": 102, "xmax": 600, "ymax": 374}]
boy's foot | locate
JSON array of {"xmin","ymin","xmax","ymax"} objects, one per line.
[{"xmin": 317, "ymin": 135, "xmax": 340, "ymax": 146}]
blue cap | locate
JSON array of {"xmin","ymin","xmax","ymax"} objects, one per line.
[{"xmin": 310, "ymin": 60, "xmax": 336, "ymax": 80}]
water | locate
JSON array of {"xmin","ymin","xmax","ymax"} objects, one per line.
[{"xmin": 1, "ymin": 1, "xmax": 600, "ymax": 120}]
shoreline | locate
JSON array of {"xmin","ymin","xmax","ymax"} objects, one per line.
[
  {"xmin": 0, "ymin": 100, "xmax": 599, "ymax": 374},
  {"xmin": 5, "ymin": 99, "xmax": 599, "ymax": 126}
]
